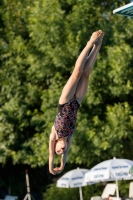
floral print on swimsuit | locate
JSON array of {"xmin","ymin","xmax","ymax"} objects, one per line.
[{"xmin": 54, "ymin": 95, "xmax": 80, "ymax": 138}]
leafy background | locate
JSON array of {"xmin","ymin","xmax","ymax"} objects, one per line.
[{"xmin": 0, "ymin": 0, "xmax": 133, "ymax": 199}]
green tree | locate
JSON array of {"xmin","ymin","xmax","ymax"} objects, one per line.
[{"xmin": 0, "ymin": 0, "xmax": 133, "ymax": 170}]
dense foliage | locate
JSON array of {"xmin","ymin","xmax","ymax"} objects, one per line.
[{"xmin": 0, "ymin": 0, "xmax": 133, "ymax": 199}]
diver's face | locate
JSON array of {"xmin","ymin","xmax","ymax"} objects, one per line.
[{"xmin": 55, "ymin": 137, "xmax": 68, "ymax": 155}]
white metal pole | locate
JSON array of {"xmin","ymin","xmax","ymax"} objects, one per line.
[
  {"xmin": 25, "ymin": 170, "xmax": 31, "ymax": 200},
  {"xmin": 115, "ymin": 179, "xmax": 119, "ymax": 199},
  {"xmin": 79, "ymin": 187, "xmax": 83, "ymax": 200}
]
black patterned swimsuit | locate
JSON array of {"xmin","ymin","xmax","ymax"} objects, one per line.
[{"xmin": 54, "ymin": 95, "xmax": 80, "ymax": 138}]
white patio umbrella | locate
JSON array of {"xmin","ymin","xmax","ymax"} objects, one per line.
[
  {"xmin": 56, "ymin": 168, "xmax": 89, "ymax": 200},
  {"xmin": 85, "ymin": 157, "xmax": 133, "ymax": 199}
]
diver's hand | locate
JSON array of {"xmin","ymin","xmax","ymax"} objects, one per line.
[
  {"xmin": 49, "ymin": 166, "xmax": 64, "ymax": 175},
  {"xmin": 53, "ymin": 166, "xmax": 64, "ymax": 175}
]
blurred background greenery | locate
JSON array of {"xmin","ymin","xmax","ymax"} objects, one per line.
[{"xmin": 0, "ymin": 0, "xmax": 133, "ymax": 199}]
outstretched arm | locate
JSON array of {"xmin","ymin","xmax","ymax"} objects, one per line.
[
  {"xmin": 53, "ymin": 136, "xmax": 73, "ymax": 175},
  {"xmin": 49, "ymin": 133, "xmax": 56, "ymax": 175}
]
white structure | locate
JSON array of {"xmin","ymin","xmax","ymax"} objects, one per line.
[
  {"xmin": 113, "ymin": 2, "xmax": 133, "ymax": 17},
  {"xmin": 129, "ymin": 182, "xmax": 133, "ymax": 198},
  {"xmin": 90, "ymin": 183, "xmax": 117, "ymax": 200},
  {"xmin": 57, "ymin": 168, "xmax": 89, "ymax": 200},
  {"xmin": 85, "ymin": 157, "xmax": 133, "ymax": 198}
]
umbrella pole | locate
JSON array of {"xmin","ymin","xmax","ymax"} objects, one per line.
[
  {"xmin": 79, "ymin": 187, "xmax": 83, "ymax": 200},
  {"xmin": 115, "ymin": 179, "xmax": 119, "ymax": 198}
]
